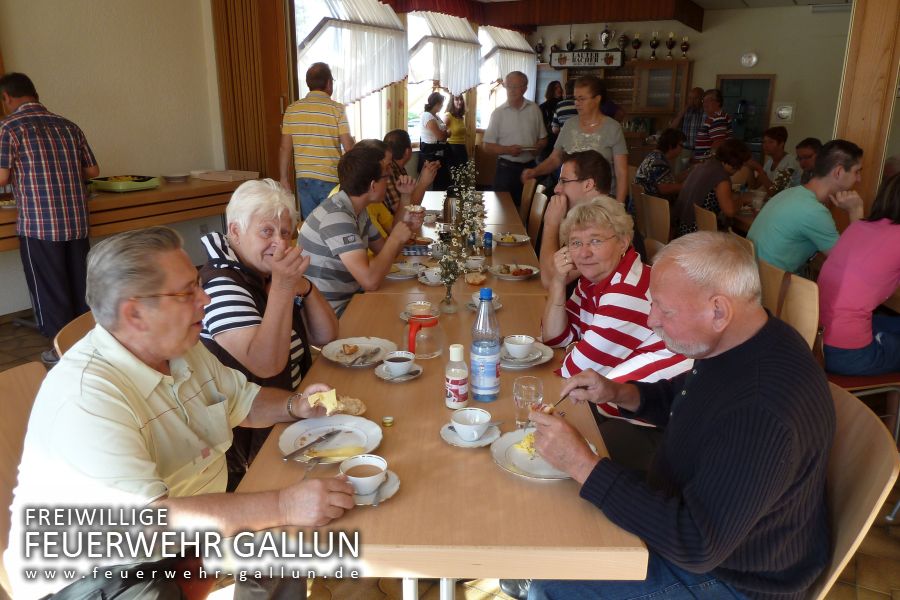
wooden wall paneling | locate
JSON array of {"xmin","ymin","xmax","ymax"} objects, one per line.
[
  {"xmin": 258, "ymin": 0, "xmax": 292, "ymax": 179},
  {"xmin": 833, "ymin": 0, "xmax": 900, "ymax": 226},
  {"xmin": 480, "ymin": 0, "xmax": 703, "ymax": 32}
]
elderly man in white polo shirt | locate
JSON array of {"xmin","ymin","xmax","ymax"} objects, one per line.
[
  {"xmin": 5, "ymin": 226, "xmax": 355, "ymax": 599},
  {"xmin": 483, "ymin": 70, "xmax": 547, "ymax": 207}
]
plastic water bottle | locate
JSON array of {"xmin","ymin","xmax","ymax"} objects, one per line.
[
  {"xmin": 471, "ymin": 288, "xmax": 501, "ymax": 402},
  {"xmin": 444, "ymin": 344, "xmax": 469, "ymax": 409}
]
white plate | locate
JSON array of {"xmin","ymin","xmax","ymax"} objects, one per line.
[
  {"xmin": 355, "ymin": 470, "xmax": 400, "ymax": 506},
  {"xmin": 495, "ymin": 234, "xmax": 530, "ymax": 247},
  {"xmin": 440, "ymin": 423, "xmax": 501, "ymax": 448},
  {"xmin": 491, "ymin": 429, "xmax": 597, "ymax": 480},
  {"xmin": 386, "ymin": 263, "xmax": 423, "ymax": 280},
  {"xmin": 500, "ymin": 342, "xmax": 554, "ymax": 370},
  {"xmin": 417, "ymin": 273, "xmax": 445, "ymax": 287},
  {"xmin": 279, "ymin": 415, "xmax": 383, "ymax": 464},
  {"xmin": 489, "ymin": 264, "xmax": 540, "ymax": 281},
  {"xmin": 321, "ymin": 337, "xmax": 397, "ymax": 368},
  {"xmin": 399, "ymin": 308, "xmax": 440, "ymax": 322},
  {"xmin": 465, "ymin": 301, "xmax": 503, "ymax": 312},
  {"xmin": 374, "ymin": 362, "xmax": 424, "ymax": 383}
]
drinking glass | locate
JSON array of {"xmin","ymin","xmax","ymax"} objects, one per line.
[{"xmin": 513, "ymin": 376, "xmax": 544, "ymax": 429}]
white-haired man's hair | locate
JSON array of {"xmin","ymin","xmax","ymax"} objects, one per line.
[
  {"xmin": 226, "ymin": 178, "xmax": 298, "ymax": 234},
  {"xmin": 654, "ymin": 232, "xmax": 761, "ymax": 302}
]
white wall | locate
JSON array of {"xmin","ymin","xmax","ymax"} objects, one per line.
[
  {"xmin": 530, "ymin": 6, "xmax": 850, "ymax": 144},
  {"xmin": 0, "ymin": 0, "xmax": 226, "ymax": 316}
]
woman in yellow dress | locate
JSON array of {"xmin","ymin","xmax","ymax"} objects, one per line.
[{"xmin": 444, "ymin": 94, "xmax": 469, "ymax": 173}]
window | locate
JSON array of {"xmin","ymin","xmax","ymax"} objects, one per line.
[
  {"xmin": 475, "ymin": 80, "xmax": 505, "ymax": 130},
  {"xmin": 407, "ymin": 80, "xmax": 442, "ymax": 144},
  {"xmin": 345, "ymin": 89, "xmax": 387, "ymax": 142}
]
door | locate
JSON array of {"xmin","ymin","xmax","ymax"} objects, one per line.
[{"xmin": 716, "ymin": 75, "xmax": 776, "ymax": 162}]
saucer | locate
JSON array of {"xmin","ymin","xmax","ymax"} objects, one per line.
[
  {"xmin": 354, "ymin": 470, "xmax": 400, "ymax": 506},
  {"xmin": 399, "ymin": 309, "xmax": 440, "ymax": 322},
  {"xmin": 440, "ymin": 423, "xmax": 501, "ymax": 448},
  {"xmin": 375, "ymin": 363, "xmax": 424, "ymax": 383}
]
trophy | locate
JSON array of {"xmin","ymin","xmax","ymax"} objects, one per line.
[
  {"xmin": 631, "ymin": 33, "xmax": 642, "ymax": 60},
  {"xmin": 582, "ymin": 33, "xmax": 591, "ymax": 50},
  {"xmin": 566, "ymin": 35, "xmax": 576, "ymax": 52},
  {"xmin": 665, "ymin": 33, "xmax": 676, "ymax": 59},
  {"xmin": 680, "ymin": 36, "xmax": 691, "ymax": 58},
  {"xmin": 617, "ymin": 33, "xmax": 630, "ymax": 54},
  {"xmin": 600, "ymin": 24, "xmax": 614, "ymax": 49},
  {"xmin": 550, "ymin": 41, "xmax": 560, "ymax": 53},
  {"xmin": 649, "ymin": 32, "xmax": 660, "ymax": 60},
  {"xmin": 534, "ymin": 38, "xmax": 545, "ymax": 62}
]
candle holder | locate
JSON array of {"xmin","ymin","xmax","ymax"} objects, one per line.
[
  {"xmin": 680, "ymin": 37, "xmax": 690, "ymax": 58},
  {"xmin": 649, "ymin": 33, "xmax": 660, "ymax": 60},
  {"xmin": 665, "ymin": 35, "xmax": 676, "ymax": 59},
  {"xmin": 631, "ymin": 35, "xmax": 642, "ymax": 60}
]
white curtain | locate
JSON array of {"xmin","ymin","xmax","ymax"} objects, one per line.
[
  {"xmin": 408, "ymin": 12, "xmax": 480, "ymax": 96},
  {"xmin": 479, "ymin": 26, "xmax": 537, "ymax": 102},
  {"xmin": 296, "ymin": 0, "xmax": 407, "ymax": 105}
]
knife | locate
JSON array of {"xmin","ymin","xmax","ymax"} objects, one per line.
[{"xmin": 282, "ymin": 430, "xmax": 340, "ymax": 462}]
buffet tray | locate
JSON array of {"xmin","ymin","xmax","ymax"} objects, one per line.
[{"xmin": 91, "ymin": 176, "xmax": 161, "ymax": 193}]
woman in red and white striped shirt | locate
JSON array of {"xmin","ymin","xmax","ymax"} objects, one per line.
[{"xmin": 542, "ymin": 198, "xmax": 692, "ymax": 468}]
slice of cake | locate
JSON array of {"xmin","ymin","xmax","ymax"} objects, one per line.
[
  {"xmin": 307, "ymin": 389, "xmax": 340, "ymax": 415},
  {"xmin": 514, "ymin": 431, "xmax": 537, "ymax": 459}
]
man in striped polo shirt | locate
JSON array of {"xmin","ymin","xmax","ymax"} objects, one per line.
[
  {"xmin": 299, "ymin": 143, "xmax": 412, "ymax": 316},
  {"xmin": 0, "ymin": 73, "xmax": 99, "ymax": 364},
  {"xmin": 280, "ymin": 62, "xmax": 355, "ymax": 218},
  {"xmin": 692, "ymin": 88, "xmax": 733, "ymax": 162}
]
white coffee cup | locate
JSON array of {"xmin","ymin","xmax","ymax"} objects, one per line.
[
  {"xmin": 451, "ymin": 407, "xmax": 491, "ymax": 441},
  {"xmin": 465, "ymin": 256, "xmax": 486, "ymax": 270},
  {"xmin": 339, "ymin": 454, "xmax": 388, "ymax": 495},
  {"xmin": 423, "ymin": 267, "xmax": 442, "ymax": 283},
  {"xmin": 383, "ymin": 350, "xmax": 415, "ymax": 377},
  {"xmin": 504, "ymin": 334, "xmax": 536, "ymax": 359}
]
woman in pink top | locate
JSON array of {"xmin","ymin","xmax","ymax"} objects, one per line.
[{"xmin": 819, "ymin": 173, "xmax": 900, "ymax": 375}]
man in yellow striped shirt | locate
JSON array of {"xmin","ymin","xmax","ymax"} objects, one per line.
[{"xmin": 279, "ymin": 63, "xmax": 355, "ymax": 218}]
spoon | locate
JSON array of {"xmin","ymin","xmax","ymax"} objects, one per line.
[
  {"xmin": 370, "ymin": 476, "xmax": 391, "ymax": 507},
  {"xmin": 386, "ymin": 367, "xmax": 423, "ymax": 382},
  {"xmin": 300, "ymin": 457, "xmax": 323, "ymax": 480}
]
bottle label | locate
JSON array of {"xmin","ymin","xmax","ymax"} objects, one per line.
[
  {"xmin": 471, "ymin": 350, "xmax": 500, "ymax": 401},
  {"xmin": 445, "ymin": 375, "xmax": 469, "ymax": 408}
]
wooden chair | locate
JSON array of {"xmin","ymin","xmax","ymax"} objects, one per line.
[
  {"xmin": 630, "ymin": 182, "xmax": 648, "ymax": 238},
  {"xmin": 644, "ymin": 237, "xmax": 666, "ymax": 263},
  {"xmin": 527, "ymin": 189, "xmax": 549, "ymax": 247},
  {"xmin": 757, "ymin": 259, "xmax": 819, "ymax": 350},
  {"xmin": 643, "ymin": 194, "xmax": 671, "ymax": 244},
  {"xmin": 728, "ymin": 232, "xmax": 754, "ymax": 259},
  {"xmin": 53, "ymin": 310, "xmax": 95, "ymax": 357},
  {"xmin": 807, "ymin": 383, "xmax": 900, "ymax": 600},
  {"xmin": 0, "ymin": 362, "xmax": 47, "ymax": 598},
  {"xmin": 693, "ymin": 204, "xmax": 718, "ymax": 232},
  {"xmin": 519, "ymin": 178, "xmax": 537, "ymax": 224}
]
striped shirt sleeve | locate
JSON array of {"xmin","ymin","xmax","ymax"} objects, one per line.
[{"xmin": 201, "ymin": 276, "xmax": 262, "ymax": 337}]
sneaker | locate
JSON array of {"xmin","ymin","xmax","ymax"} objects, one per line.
[
  {"xmin": 499, "ymin": 579, "xmax": 532, "ymax": 600},
  {"xmin": 41, "ymin": 349, "xmax": 59, "ymax": 367}
]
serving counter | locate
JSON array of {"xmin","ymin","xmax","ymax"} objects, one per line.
[{"xmin": 0, "ymin": 179, "xmax": 241, "ymax": 252}]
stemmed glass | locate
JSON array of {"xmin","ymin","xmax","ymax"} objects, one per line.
[{"xmin": 513, "ymin": 376, "xmax": 544, "ymax": 429}]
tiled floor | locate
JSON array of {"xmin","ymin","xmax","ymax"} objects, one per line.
[{"xmin": 2, "ymin": 315, "xmax": 898, "ymax": 600}]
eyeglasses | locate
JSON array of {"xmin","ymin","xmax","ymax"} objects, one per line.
[
  {"xmin": 573, "ymin": 95, "xmax": 598, "ymax": 103},
  {"xmin": 132, "ymin": 277, "xmax": 204, "ymax": 303},
  {"xmin": 557, "ymin": 177, "xmax": 586, "ymax": 185},
  {"xmin": 567, "ymin": 235, "xmax": 616, "ymax": 251}
]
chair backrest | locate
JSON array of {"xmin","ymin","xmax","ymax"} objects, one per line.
[
  {"xmin": 644, "ymin": 237, "xmax": 666, "ymax": 263},
  {"xmin": 0, "ymin": 362, "xmax": 46, "ymax": 597},
  {"xmin": 808, "ymin": 383, "xmax": 900, "ymax": 600},
  {"xmin": 643, "ymin": 194, "xmax": 671, "ymax": 243},
  {"xmin": 53, "ymin": 311, "xmax": 95, "ymax": 356},
  {"xmin": 527, "ymin": 190, "xmax": 549, "ymax": 246},
  {"xmin": 757, "ymin": 260, "xmax": 819, "ymax": 349},
  {"xmin": 728, "ymin": 232, "xmax": 754, "ymax": 259},
  {"xmin": 693, "ymin": 204, "xmax": 718, "ymax": 232},
  {"xmin": 519, "ymin": 178, "xmax": 538, "ymax": 224},
  {"xmin": 630, "ymin": 182, "xmax": 648, "ymax": 238}
]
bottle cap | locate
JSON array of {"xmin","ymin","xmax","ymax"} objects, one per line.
[
  {"xmin": 382, "ymin": 416, "xmax": 394, "ymax": 427},
  {"xmin": 479, "ymin": 287, "xmax": 493, "ymax": 301},
  {"xmin": 449, "ymin": 344, "xmax": 464, "ymax": 362}
]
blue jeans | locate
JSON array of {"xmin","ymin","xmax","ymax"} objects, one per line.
[
  {"xmin": 825, "ymin": 314, "xmax": 900, "ymax": 376},
  {"xmin": 528, "ymin": 552, "xmax": 746, "ymax": 600},
  {"xmin": 297, "ymin": 177, "xmax": 336, "ymax": 219}
]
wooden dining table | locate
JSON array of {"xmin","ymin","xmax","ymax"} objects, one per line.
[{"xmin": 237, "ymin": 189, "xmax": 648, "ymax": 598}]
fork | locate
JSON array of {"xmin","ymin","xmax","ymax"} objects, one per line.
[
  {"xmin": 349, "ymin": 347, "xmax": 379, "ymax": 367},
  {"xmin": 301, "ymin": 457, "xmax": 323, "ymax": 480}
]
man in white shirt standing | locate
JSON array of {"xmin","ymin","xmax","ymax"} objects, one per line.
[{"xmin": 483, "ymin": 71, "xmax": 547, "ymax": 207}]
